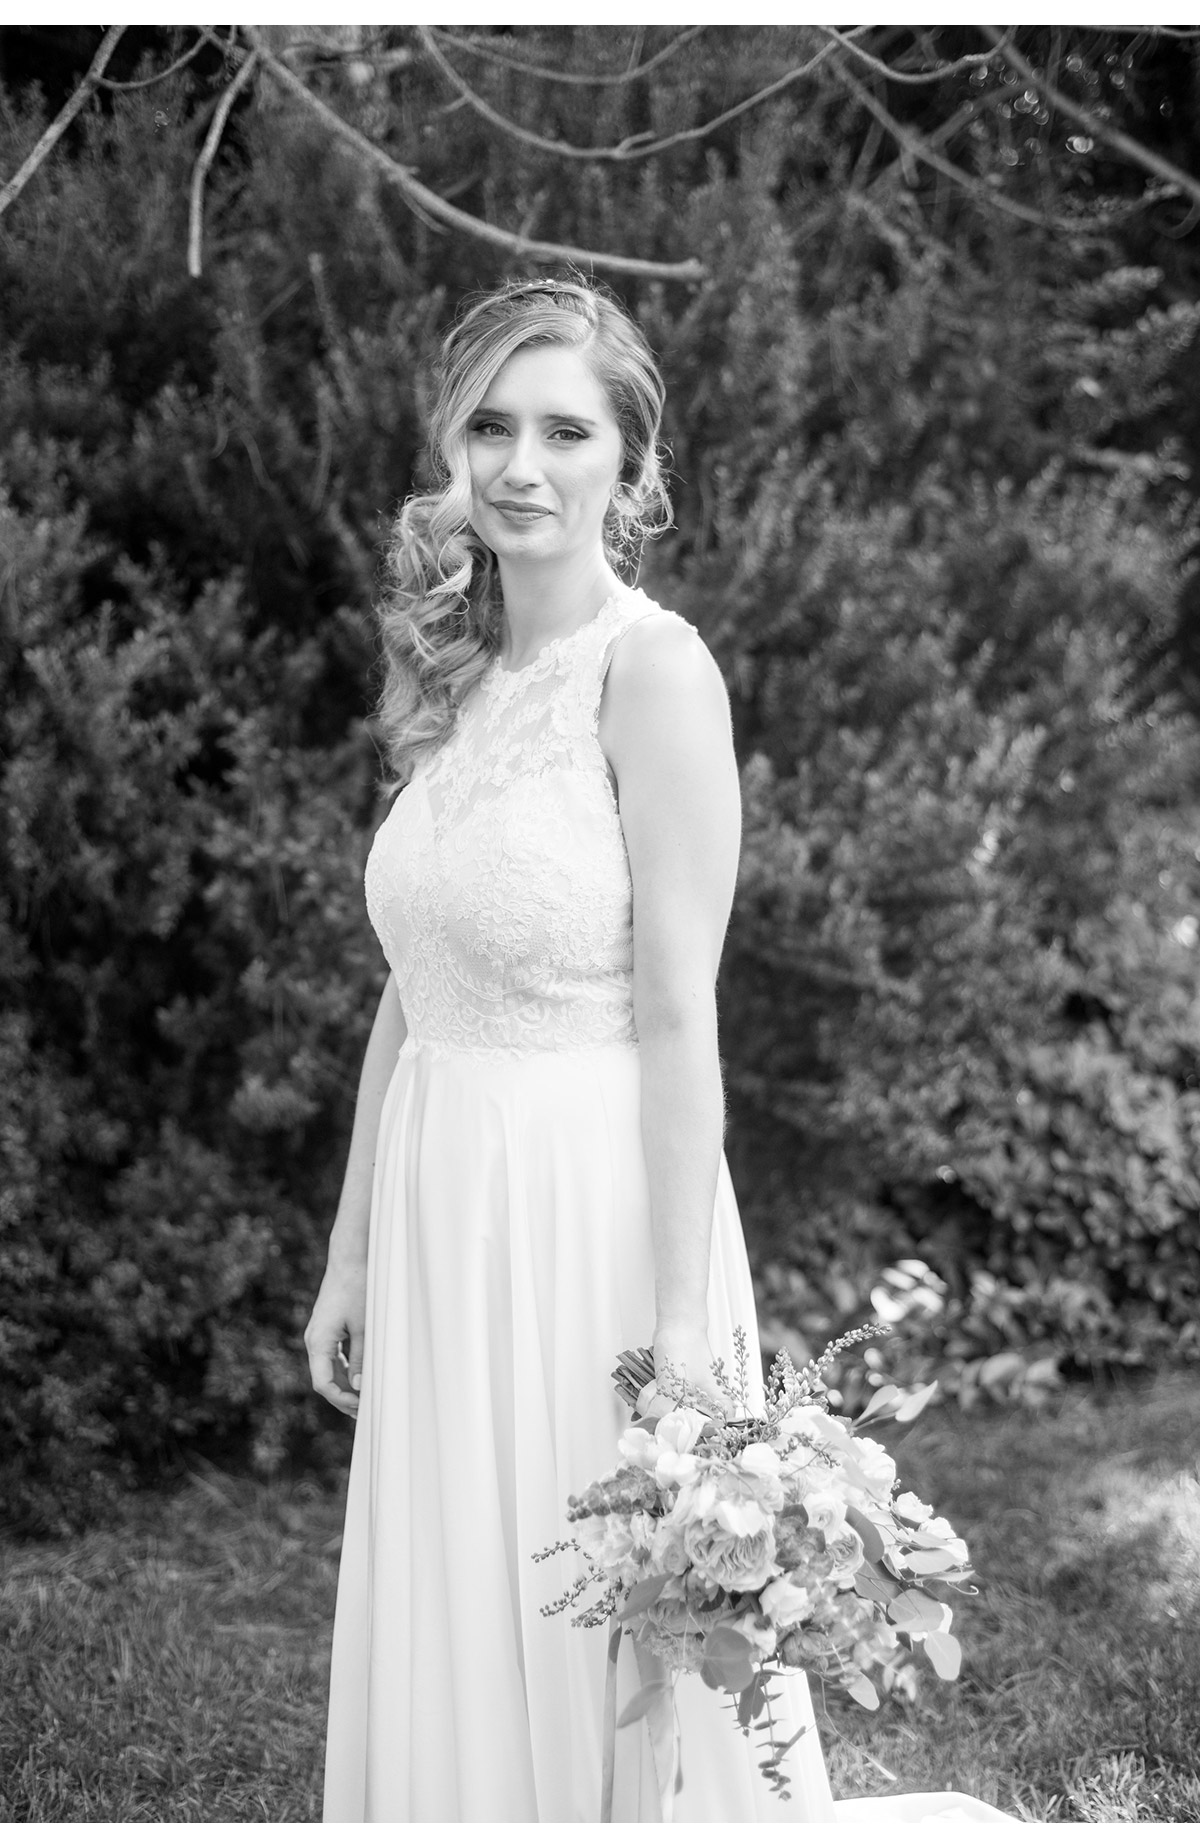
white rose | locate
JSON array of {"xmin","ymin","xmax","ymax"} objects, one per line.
[
  {"xmin": 824, "ymin": 1525, "xmax": 866, "ymax": 1586},
  {"xmin": 780, "ymin": 1405, "xmax": 845, "ymax": 1448},
  {"xmin": 849, "ymin": 1435, "xmax": 897, "ymax": 1499},
  {"xmin": 655, "ymin": 1449, "xmax": 701, "ymax": 1490},
  {"xmin": 648, "ymin": 1523, "xmax": 691, "ymax": 1576},
  {"xmin": 893, "ymin": 1491, "xmax": 934, "ymax": 1523},
  {"xmin": 911, "ymin": 1515, "xmax": 962, "ymax": 1548},
  {"xmin": 685, "ymin": 1521, "xmax": 777, "ymax": 1593},
  {"xmin": 667, "ymin": 1472, "xmax": 716, "ymax": 1528},
  {"xmin": 618, "ymin": 1426, "xmax": 660, "ymax": 1471},
  {"xmin": 654, "ymin": 1406, "xmax": 711, "ymax": 1455},
  {"xmin": 712, "ymin": 1494, "xmax": 772, "ymax": 1539},
  {"xmin": 576, "ymin": 1512, "xmax": 639, "ymax": 1574},
  {"xmin": 760, "ymin": 1575, "xmax": 815, "ymax": 1629},
  {"xmin": 801, "ymin": 1485, "xmax": 848, "ymax": 1537},
  {"xmin": 736, "ymin": 1441, "xmax": 783, "ymax": 1482}
]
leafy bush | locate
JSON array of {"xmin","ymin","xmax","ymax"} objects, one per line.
[
  {"xmin": 3, "ymin": 33, "xmax": 1200, "ymax": 1526},
  {"xmin": 0, "ymin": 474, "xmax": 383, "ymax": 1531}
]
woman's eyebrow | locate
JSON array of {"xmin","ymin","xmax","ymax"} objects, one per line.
[{"xmin": 472, "ymin": 405, "xmax": 600, "ymax": 429}]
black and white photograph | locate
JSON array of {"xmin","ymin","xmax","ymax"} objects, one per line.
[{"xmin": 1, "ymin": 18, "xmax": 1199, "ymax": 1829}]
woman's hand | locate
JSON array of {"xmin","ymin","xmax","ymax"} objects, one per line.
[
  {"xmin": 640, "ymin": 1320, "xmax": 726, "ymax": 1420},
  {"xmin": 305, "ymin": 1259, "xmax": 367, "ymax": 1418}
]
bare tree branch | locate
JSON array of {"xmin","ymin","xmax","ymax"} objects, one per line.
[
  {"xmin": 838, "ymin": 63, "xmax": 1126, "ymax": 235},
  {"xmin": 814, "ymin": 25, "xmax": 1009, "ymax": 87},
  {"xmin": 99, "ymin": 29, "xmax": 211, "ymax": 91},
  {"xmin": 865, "ymin": 84, "xmax": 1014, "ymax": 195},
  {"xmin": 429, "ymin": 24, "xmax": 707, "ymax": 88},
  {"xmin": 0, "ymin": 24, "xmax": 126, "ymax": 222},
  {"xmin": 415, "ymin": 24, "xmax": 862, "ymax": 164},
  {"xmin": 979, "ymin": 25, "xmax": 1200, "ymax": 215},
  {"xmin": 1101, "ymin": 24, "xmax": 1200, "ymax": 39},
  {"xmin": 238, "ymin": 26, "xmax": 705, "ymax": 282},
  {"xmin": 188, "ymin": 47, "xmax": 260, "ymax": 279}
]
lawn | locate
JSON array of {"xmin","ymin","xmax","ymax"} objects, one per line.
[{"xmin": 1, "ymin": 1368, "xmax": 1197, "ymax": 1823}]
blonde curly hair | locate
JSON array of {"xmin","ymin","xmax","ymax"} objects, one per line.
[{"xmin": 377, "ymin": 276, "xmax": 672, "ymax": 786}]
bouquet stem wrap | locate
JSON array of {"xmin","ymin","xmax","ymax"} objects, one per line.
[{"xmin": 600, "ymin": 1622, "xmax": 679, "ymax": 1823}]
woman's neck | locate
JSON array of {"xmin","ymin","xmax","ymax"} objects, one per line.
[{"xmin": 495, "ymin": 556, "xmax": 624, "ymax": 673}]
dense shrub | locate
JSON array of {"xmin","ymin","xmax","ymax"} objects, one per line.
[{"xmin": 2, "ymin": 31, "xmax": 1199, "ymax": 1526}]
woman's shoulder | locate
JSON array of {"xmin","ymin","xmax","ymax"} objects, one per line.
[
  {"xmin": 606, "ymin": 590, "xmax": 725, "ymax": 699},
  {"xmin": 601, "ymin": 591, "xmax": 731, "ymax": 747}
]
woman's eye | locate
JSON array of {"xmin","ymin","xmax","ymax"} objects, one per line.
[
  {"xmin": 550, "ymin": 427, "xmax": 586, "ymax": 443},
  {"xmin": 471, "ymin": 420, "xmax": 508, "ymax": 438}
]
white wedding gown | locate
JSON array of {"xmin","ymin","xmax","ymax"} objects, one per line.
[{"xmin": 322, "ymin": 586, "xmax": 1013, "ymax": 1825}]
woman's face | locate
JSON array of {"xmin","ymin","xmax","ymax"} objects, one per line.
[{"xmin": 465, "ymin": 344, "xmax": 624, "ymax": 571}]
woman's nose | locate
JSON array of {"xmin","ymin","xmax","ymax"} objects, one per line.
[{"xmin": 501, "ymin": 429, "xmax": 544, "ymax": 487}]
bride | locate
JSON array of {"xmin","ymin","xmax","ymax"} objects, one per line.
[{"xmin": 305, "ymin": 276, "xmax": 1010, "ymax": 1824}]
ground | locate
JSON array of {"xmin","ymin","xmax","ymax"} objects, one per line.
[{"xmin": 1, "ymin": 1368, "xmax": 1197, "ymax": 1822}]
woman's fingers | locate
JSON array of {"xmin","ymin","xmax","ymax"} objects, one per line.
[{"xmin": 305, "ymin": 1316, "xmax": 362, "ymax": 1418}]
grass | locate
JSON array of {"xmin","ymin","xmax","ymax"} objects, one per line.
[
  {"xmin": 0, "ymin": 1467, "xmax": 344, "ymax": 1822},
  {"xmin": 821, "ymin": 1367, "xmax": 1200, "ymax": 1821},
  {"xmin": 0, "ymin": 1369, "xmax": 1197, "ymax": 1822}
]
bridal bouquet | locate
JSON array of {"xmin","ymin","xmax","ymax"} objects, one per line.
[{"xmin": 537, "ymin": 1328, "xmax": 973, "ymax": 1803}]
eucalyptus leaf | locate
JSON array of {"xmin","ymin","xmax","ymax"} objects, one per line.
[
  {"xmin": 922, "ymin": 1630, "xmax": 963, "ymax": 1680},
  {"xmin": 857, "ymin": 1383, "xmax": 901, "ymax": 1423},
  {"xmin": 845, "ymin": 1505, "xmax": 886, "ymax": 1563},
  {"xmin": 897, "ymin": 1546, "xmax": 967, "ymax": 1574},
  {"xmin": 893, "ymin": 1380, "xmax": 940, "ymax": 1423},
  {"xmin": 887, "ymin": 1587, "xmax": 948, "ymax": 1633},
  {"xmin": 617, "ymin": 1573, "xmax": 673, "ymax": 1619},
  {"xmin": 736, "ymin": 1674, "xmax": 766, "ymax": 1728},
  {"xmin": 703, "ymin": 1625, "xmax": 758, "ymax": 1692},
  {"xmin": 844, "ymin": 1671, "xmax": 881, "ymax": 1710},
  {"xmin": 854, "ymin": 1559, "xmax": 903, "ymax": 1606}
]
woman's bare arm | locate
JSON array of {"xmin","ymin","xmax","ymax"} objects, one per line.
[
  {"xmin": 599, "ymin": 613, "xmax": 742, "ymax": 1400},
  {"xmin": 305, "ymin": 972, "xmax": 407, "ymax": 1416}
]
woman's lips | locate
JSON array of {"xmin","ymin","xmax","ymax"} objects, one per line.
[{"xmin": 491, "ymin": 502, "xmax": 551, "ymax": 523}]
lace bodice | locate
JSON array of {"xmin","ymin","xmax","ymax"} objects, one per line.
[{"xmin": 365, "ymin": 587, "xmax": 690, "ymax": 1061}]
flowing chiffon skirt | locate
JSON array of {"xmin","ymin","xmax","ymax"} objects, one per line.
[
  {"xmin": 322, "ymin": 1042, "xmax": 1016, "ymax": 1825},
  {"xmin": 323, "ymin": 1042, "xmax": 837, "ymax": 1822}
]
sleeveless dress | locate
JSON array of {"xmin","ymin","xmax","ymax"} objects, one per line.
[{"xmin": 321, "ymin": 586, "xmax": 1013, "ymax": 1826}]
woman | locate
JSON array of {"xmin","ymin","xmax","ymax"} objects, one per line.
[{"xmin": 306, "ymin": 278, "xmax": 1006, "ymax": 1825}]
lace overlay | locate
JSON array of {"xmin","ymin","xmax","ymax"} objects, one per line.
[{"xmin": 365, "ymin": 587, "xmax": 692, "ymax": 1061}]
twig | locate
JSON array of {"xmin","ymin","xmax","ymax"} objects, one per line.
[
  {"xmin": 978, "ymin": 24, "xmax": 1200, "ymax": 214},
  {"xmin": 429, "ymin": 23, "xmax": 707, "ymax": 88},
  {"xmin": 99, "ymin": 29, "xmax": 211, "ymax": 91},
  {"xmin": 239, "ymin": 26, "xmax": 705, "ymax": 283},
  {"xmin": 838, "ymin": 64, "xmax": 1103, "ymax": 233},
  {"xmin": 414, "ymin": 24, "xmax": 861, "ymax": 165},
  {"xmin": 0, "ymin": 24, "xmax": 126, "ymax": 222},
  {"xmin": 814, "ymin": 25, "xmax": 1010, "ymax": 87},
  {"xmin": 188, "ymin": 48, "xmax": 260, "ymax": 279}
]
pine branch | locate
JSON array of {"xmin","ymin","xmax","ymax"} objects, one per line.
[
  {"xmin": 0, "ymin": 24, "xmax": 126, "ymax": 222},
  {"xmin": 238, "ymin": 26, "xmax": 705, "ymax": 282},
  {"xmin": 978, "ymin": 24, "xmax": 1200, "ymax": 216}
]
